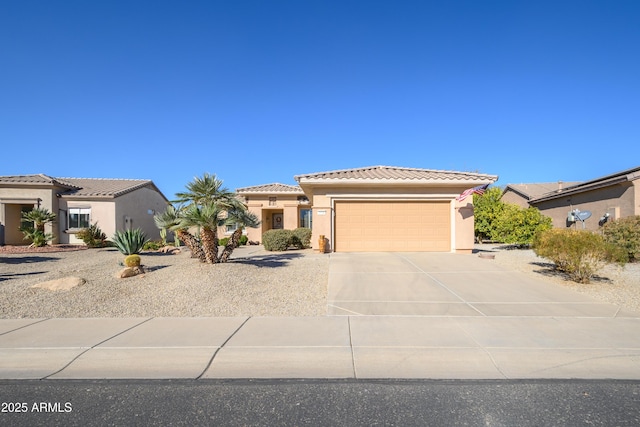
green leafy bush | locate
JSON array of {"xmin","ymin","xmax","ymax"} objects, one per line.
[
  {"xmin": 292, "ymin": 228, "xmax": 312, "ymax": 248},
  {"xmin": 239, "ymin": 235, "xmax": 248, "ymax": 246},
  {"xmin": 21, "ymin": 229, "xmax": 53, "ymax": 247},
  {"xmin": 603, "ymin": 215, "xmax": 640, "ymax": 261},
  {"xmin": 111, "ymin": 228, "xmax": 149, "ymax": 255},
  {"xmin": 493, "ymin": 205, "xmax": 552, "ymax": 246},
  {"xmin": 533, "ymin": 229, "xmax": 627, "ymax": 283},
  {"xmin": 262, "ymin": 229, "xmax": 293, "ymax": 251},
  {"xmin": 76, "ymin": 223, "xmax": 108, "ymax": 248},
  {"xmin": 143, "ymin": 240, "xmax": 163, "ymax": 251},
  {"xmin": 219, "ymin": 237, "xmax": 229, "ymax": 246}
]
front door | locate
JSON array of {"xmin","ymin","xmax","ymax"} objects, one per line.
[{"xmin": 272, "ymin": 213, "xmax": 284, "ymax": 229}]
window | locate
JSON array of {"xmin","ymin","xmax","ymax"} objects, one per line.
[
  {"xmin": 68, "ymin": 208, "xmax": 90, "ymax": 229},
  {"xmin": 269, "ymin": 197, "xmax": 277, "ymax": 206},
  {"xmin": 300, "ymin": 209, "xmax": 312, "ymax": 229},
  {"xmin": 225, "ymin": 223, "xmax": 238, "ymax": 234}
]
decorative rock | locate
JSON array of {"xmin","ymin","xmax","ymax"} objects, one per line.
[
  {"xmin": 31, "ymin": 276, "xmax": 86, "ymax": 291},
  {"xmin": 158, "ymin": 246, "xmax": 180, "ymax": 254},
  {"xmin": 117, "ymin": 266, "xmax": 146, "ymax": 279},
  {"xmin": 478, "ymin": 253, "xmax": 496, "ymax": 259}
]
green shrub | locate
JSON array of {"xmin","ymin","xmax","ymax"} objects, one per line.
[
  {"xmin": 493, "ymin": 204, "xmax": 552, "ymax": 246},
  {"xmin": 239, "ymin": 235, "xmax": 248, "ymax": 246},
  {"xmin": 76, "ymin": 223, "xmax": 108, "ymax": 248},
  {"xmin": 21, "ymin": 228, "xmax": 53, "ymax": 247},
  {"xmin": 111, "ymin": 228, "xmax": 149, "ymax": 255},
  {"xmin": 262, "ymin": 229, "xmax": 293, "ymax": 251},
  {"xmin": 533, "ymin": 229, "xmax": 627, "ymax": 283},
  {"xmin": 292, "ymin": 227, "xmax": 312, "ymax": 248},
  {"xmin": 603, "ymin": 215, "xmax": 640, "ymax": 261},
  {"xmin": 219, "ymin": 237, "xmax": 229, "ymax": 246},
  {"xmin": 143, "ymin": 240, "xmax": 163, "ymax": 251}
]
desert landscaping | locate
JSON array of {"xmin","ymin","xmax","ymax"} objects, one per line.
[{"xmin": 1, "ymin": 244, "xmax": 639, "ymax": 318}]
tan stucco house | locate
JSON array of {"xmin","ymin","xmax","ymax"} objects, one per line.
[
  {"xmin": 501, "ymin": 166, "xmax": 640, "ymax": 231},
  {"xmin": 239, "ymin": 166, "xmax": 498, "ymax": 253},
  {"xmin": 501, "ymin": 182, "xmax": 579, "ymax": 209},
  {"xmin": 0, "ymin": 174, "xmax": 170, "ymax": 245}
]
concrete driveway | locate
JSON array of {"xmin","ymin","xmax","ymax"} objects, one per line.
[{"xmin": 328, "ymin": 252, "xmax": 639, "ymax": 317}]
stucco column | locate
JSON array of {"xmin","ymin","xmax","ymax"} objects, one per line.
[{"xmin": 283, "ymin": 203, "xmax": 299, "ymax": 230}]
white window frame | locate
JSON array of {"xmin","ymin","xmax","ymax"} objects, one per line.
[{"xmin": 68, "ymin": 207, "xmax": 91, "ymax": 230}]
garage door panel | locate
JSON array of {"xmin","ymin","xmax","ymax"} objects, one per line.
[{"xmin": 335, "ymin": 201, "xmax": 451, "ymax": 252}]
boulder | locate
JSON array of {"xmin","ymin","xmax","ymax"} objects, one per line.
[
  {"xmin": 117, "ymin": 266, "xmax": 146, "ymax": 279},
  {"xmin": 31, "ymin": 276, "xmax": 86, "ymax": 291}
]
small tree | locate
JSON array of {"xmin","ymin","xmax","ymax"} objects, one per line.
[
  {"xmin": 473, "ymin": 187, "xmax": 505, "ymax": 242},
  {"xmin": 218, "ymin": 204, "xmax": 261, "ymax": 262},
  {"xmin": 493, "ymin": 204, "xmax": 552, "ymax": 246},
  {"xmin": 20, "ymin": 208, "xmax": 56, "ymax": 247}
]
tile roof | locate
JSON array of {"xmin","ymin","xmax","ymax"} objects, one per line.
[
  {"xmin": 58, "ymin": 178, "xmax": 155, "ymax": 198},
  {"xmin": 504, "ymin": 182, "xmax": 580, "ymax": 200},
  {"xmin": 295, "ymin": 165, "xmax": 498, "ymax": 183},
  {"xmin": 0, "ymin": 174, "xmax": 162, "ymax": 199},
  {"xmin": 0, "ymin": 174, "xmax": 79, "ymax": 188},
  {"xmin": 236, "ymin": 183, "xmax": 304, "ymax": 194},
  {"xmin": 530, "ymin": 165, "xmax": 640, "ymax": 203}
]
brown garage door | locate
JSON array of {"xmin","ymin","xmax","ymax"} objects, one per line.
[{"xmin": 334, "ymin": 201, "xmax": 451, "ymax": 252}]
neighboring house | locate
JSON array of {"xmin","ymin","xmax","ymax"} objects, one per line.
[
  {"xmin": 501, "ymin": 182, "xmax": 579, "ymax": 208},
  {"xmin": 239, "ymin": 166, "xmax": 498, "ymax": 253},
  {"xmin": 502, "ymin": 166, "xmax": 640, "ymax": 231},
  {"xmin": 0, "ymin": 174, "xmax": 170, "ymax": 245}
]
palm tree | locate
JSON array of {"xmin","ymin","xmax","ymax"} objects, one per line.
[
  {"xmin": 154, "ymin": 205, "xmax": 205, "ymax": 261},
  {"xmin": 219, "ymin": 206, "xmax": 261, "ymax": 263},
  {"xmin": 179, "ymin": 203, "xmax": 224, "ymax": 264},
  {"xmin": 174, "ymin": 173, "xmax": 235, "ymax": 207},
  {"xmin": 21, "ymin": 208, "xmax": 56, "ymax": 247}
]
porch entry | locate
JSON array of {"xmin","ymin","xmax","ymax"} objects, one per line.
[{"xmin": 272, "ymin": 213, "xmax": 284, "ymax": 229}]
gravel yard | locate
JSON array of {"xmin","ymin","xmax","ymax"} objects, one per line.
[
  {"xmin": 1, "ymin": 244, "xmax": 639, "ymax": 318},
  {"xmin": 0, "ymin": 246, "xmax": 329, "ymax": 318},
  {"xmin": 478, "ymin": 244, "xmax": 640, "ymax": 313}
]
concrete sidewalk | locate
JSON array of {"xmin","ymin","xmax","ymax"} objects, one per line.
[
  {"xmin": 2, "ymin": 315, "xmax": 640, "ymax": 380},
  {"xmin": 3, "ymin": 251, "xmax": 640, "ymax": 380}
]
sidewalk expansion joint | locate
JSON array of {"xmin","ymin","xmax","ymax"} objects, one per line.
[
  {"xmin": 195, "ymin": 316, "xmax": 251, "ymax": 380},
  {"xmin": 0, "ymin": 318, "xmax": 50, "ymax": 337},
  {"xmin": 348, "ymin": 316, "xmax": 357, "ymax": 379},
  {"xmin": 39, "ymin": 317, "xmax": 155, "ymax": 380}
]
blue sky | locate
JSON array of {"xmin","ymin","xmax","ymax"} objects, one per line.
[{"xmin": 1, "ymin": 0, "xmax": 639, "ymax": 199}]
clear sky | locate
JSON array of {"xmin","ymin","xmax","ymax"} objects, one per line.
[{"xmin": 1, "ymin": 0, "xmax": 639, "ymax": 199}]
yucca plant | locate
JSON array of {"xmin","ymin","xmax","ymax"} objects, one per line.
[{"xmin": 111, "ymin": 228, "xmax": 149, "ymax": 255}]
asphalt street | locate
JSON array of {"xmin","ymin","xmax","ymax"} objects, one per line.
[{"xmin": 2, "ymin": 379, "xmax": 640, "ymax": 426}]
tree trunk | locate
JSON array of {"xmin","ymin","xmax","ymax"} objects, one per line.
[
  {"xmin": 200, "ymin": 228, "xmax": 218, "ymax": 264},
  {"xmin": 219, "ymin": 228, "xmax": 243, "ymax": 263},
  {"xmin": 177, "ymin": 229, "xmax": 205, "ymax": 262}
]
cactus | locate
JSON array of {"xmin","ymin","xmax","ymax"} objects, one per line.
[{"xmin": 124, "ymin": 254, "xmax": 141, "ymax": 267}]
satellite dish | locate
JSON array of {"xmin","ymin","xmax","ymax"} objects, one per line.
[{"xmin": 576, "ymin": 211, "xmax": 592, "ymax": 221}]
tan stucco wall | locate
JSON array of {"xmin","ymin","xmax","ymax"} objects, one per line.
[
  {"xmin": 304, "ymin": 184, "xmax": 475, "ymax": 253},
  {"xmin": 239, "ymin": 193, "xmax": 310, "ymax": 243},
  {"xmin": 114, "ymin": 186, "xmax": 169, "ymax": 240},
  {"xmin": 59, "ymin": 200, "xmax": 115, "ymax": 244},
  {"xmin": 532, "ymin": 182, "xmax": 636, "ymax": 231},
  {"xmin": 0, "ymin": 186, "xmax": 61, "ymax": 245}
]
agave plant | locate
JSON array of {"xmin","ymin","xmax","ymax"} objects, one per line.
[{"xmin": 111, "ymin": 228, "xmax": 149, "ymax": 255}]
